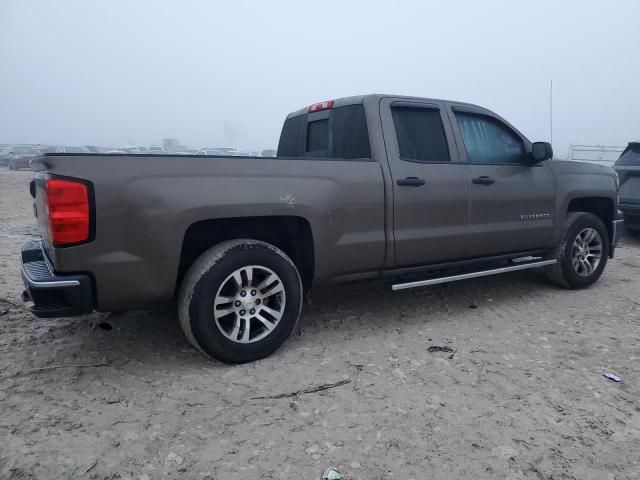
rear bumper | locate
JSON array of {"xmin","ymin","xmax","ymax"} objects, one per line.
[{"xmin": 21, "ymin": 240, "xmax": 94, "ymax": 318}]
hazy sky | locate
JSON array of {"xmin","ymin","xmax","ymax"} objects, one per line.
[{"xmin": 1, "ymin": 0, "xmax": 638, "ymax": 154}]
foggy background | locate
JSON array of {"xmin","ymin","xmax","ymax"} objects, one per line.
[{"xmin": 1, "ymin": 0, "xmax": 638, "ymax": 154}]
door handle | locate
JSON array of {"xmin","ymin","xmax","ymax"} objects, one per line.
[
  {"xmin": 472, "ymin": 176, "xmax": 496, "ymax": 185},
  {"xmin": 397, "ymin": 177, "xmax": 426, "ymax": 187}
]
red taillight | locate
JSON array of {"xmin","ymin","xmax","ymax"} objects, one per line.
[
  {"xmin": 308, "ymin": 100, "xmax": 334, "ymax": 112},
  {"xmin": 44, "ymin": 177, "xmax": 91, "ymax": 246}
]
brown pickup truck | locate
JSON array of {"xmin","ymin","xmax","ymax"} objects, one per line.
[{"xmin": 21, "ymin": 94, "xmax": 623, "ymax": 363}]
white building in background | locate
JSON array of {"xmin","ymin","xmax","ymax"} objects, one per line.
[{"xmin": 566, "ymin": 144, "xmax": 625, "ymax": 166}]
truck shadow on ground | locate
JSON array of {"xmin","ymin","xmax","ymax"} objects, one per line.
[
  {"xmin": 621, "ymin": 229, "xmax": 640, "ymax": 247},
  {"xmin": 89, "ymin": 268, "xmax": 555, "ymax": 368}
]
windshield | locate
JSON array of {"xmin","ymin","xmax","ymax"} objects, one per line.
[{"xmin": 615, "ymin": 143, "xmax": 640, "ymax": 167}]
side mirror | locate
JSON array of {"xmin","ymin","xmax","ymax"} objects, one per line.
[{"xmin": 531, "ymin": 142, "xmax": 553, "ymax": 162}]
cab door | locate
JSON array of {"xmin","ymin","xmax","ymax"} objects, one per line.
[
  {"xmin": 446, "ymin": 105, "xmax": 556, "ymax": 257},
  {"xmin": 380, "ymin": 98, "xmax": 470, "ymax": 267}
]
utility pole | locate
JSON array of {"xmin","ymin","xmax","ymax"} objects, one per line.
[{"xmin": 549, "ymin": 79, "xmax": 553, "ymax": 146}]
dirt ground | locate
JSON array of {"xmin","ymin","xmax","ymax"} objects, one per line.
[{"xmin": 1, "ymin": 168, "xmax": 639, "ymax": 480}]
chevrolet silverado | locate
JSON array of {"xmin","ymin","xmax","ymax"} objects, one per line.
[{"xmin": 21, "ymin": 94, "xmax": 623, "ymax": 362}]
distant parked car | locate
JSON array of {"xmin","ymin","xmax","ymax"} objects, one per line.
[
  {"xmin": 614, "ymin": 142, "xmax": 640, "ymax": 235},
  {"xmin": 121, "ymin": 146, "xmax": 143, "ymax": 154},
  {"xmin": 40, "ymin": 146, "xmax": 62, "ymax": 154},
  {"xmin": 206, "ymin": 147, "xmax": 250, "ymax": 156},
  {"xmin": 148, "ymin": 146, "xmax": 165, "ymax": 154},
  {"xmin": 0, "ymin": 146, "xmax": 12, "ymax": 167},
  {"xmin": 195, "ymin": 149, "xmax": 229, "ymax": 156},
  {"xmin": 260, "ymin": 149, "xmax": 277, "ymax": 157},
  {"xmin": 60, "ymin": 146, "xmax": 92, "ymax": 154},
  {"xmin": 103, "ymin": 147, "xmax": 143, "ymax": 154},
  {"xmin": 8, "ymin": 146, "xmax": 40, "ymax": 170}
]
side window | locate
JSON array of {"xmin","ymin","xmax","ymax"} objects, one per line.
[
  {"xmin": 455, "ymin": 113, "xmax": 525, "ymax": 164},
  {"xmin": 391, "ymin": 107, "xmax": 450, "ymax": 163},
  {"xmin": 330, "ymin": 105, "xmax": 371, "ymax": 159}
]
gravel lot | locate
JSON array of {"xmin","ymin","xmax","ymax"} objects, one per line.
[{"xmin": 1, "ymin": 168, "xmax": 639, "ymax": 479}]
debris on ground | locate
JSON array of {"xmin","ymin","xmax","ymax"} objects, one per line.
[
  {"xmin": 0, "ymin": 362, "xmax": 111, "ymax": 379},
  {"xmin": 428, "ymin": 346, "xmax": 454, "ymax": 353},
  {"xmin": 603, "ymin": 373, "xmax": 623, "ymax": 383},
  {"xmin": 251, "ymin": 379, "xmax": 351, "ymax": 400},
  {"xmin": 321, "ymin": 467, "xmax": 345, "ymax": 480}
]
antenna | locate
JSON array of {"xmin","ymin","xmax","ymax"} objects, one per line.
[{"xmin": 549, "ymin": 79, "xmax": 553, "ymax": 146}]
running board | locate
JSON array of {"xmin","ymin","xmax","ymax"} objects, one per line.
[{"xmin": 391, "ymin": 259, "xmax": 557, "ymax": 291}]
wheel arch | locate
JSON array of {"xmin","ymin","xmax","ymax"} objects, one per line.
[
  {"xmin": 566, "ymin": 197, "xmax": 614, "ymax": 244},
  {"xmin": 176, "ymin": 216, "xmax": 315, "ymax": 294}
]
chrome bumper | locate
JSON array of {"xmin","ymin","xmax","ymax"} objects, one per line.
[{"xmin": 21, "ymin": 240, "xmax": 94, "ymax": 318}]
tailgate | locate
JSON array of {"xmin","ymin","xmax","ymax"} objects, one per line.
[{"xmin": 31, "ymin": 172, "xmax": 54, "ymax": 258}]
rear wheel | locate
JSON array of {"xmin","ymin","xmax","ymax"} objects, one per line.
[
  {"xmin": 545, "ymin": 212, "xmax": 609, "ymax": 288},
  {"xmin": 178, "ymin": 239, "xmax": 303, "ymax": 363}
]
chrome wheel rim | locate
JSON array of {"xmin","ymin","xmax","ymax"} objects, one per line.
[
  {"xmin": 572, "ymin": 228, "xmax": 602, "ymax": 277},
  {"xmin": 213, "ymin": 265, "xmax": 286, "ymax": 344}
]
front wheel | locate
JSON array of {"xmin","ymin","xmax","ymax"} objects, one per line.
[
  {"xmin": 178, "ymin": 239, "xmax": 303, "ymax": 363},
  {"xmin": 545, "ymin": 212, "xmax": 609, "ymax": 289}
]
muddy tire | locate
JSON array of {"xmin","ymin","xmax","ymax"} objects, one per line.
[
  {"xmin": 545, "ymin": 212, "xmax": 609, "ymax": 289},
  {"xmin": 178, "ymin": 239, "xmax": 303, "ymax": 363}
]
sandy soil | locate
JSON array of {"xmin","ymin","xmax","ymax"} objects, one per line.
[{"xmin": 1, "ymin": 168, "xmax": 639, "ymax": 480}]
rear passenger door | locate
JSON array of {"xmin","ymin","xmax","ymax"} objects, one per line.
[
  {"xmin": 447, "ymin": 106, "xmax": 556, "ymax": 257},
  {"xmin": 380, "ymin": 98, "xmax": 470, "ymax": 266}
]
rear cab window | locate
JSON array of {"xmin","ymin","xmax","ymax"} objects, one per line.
[
  {"xmin": 306, "ymin": 117, "xmax": 329, "ymax": 154},
  {"xmin": 277, "ymin": 104, "xmax": 371, "ymax": 160}
]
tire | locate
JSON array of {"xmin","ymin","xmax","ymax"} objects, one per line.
[
  {"xmin": 545, "ymin": 212, "xmax": 609, "ymax": 289},
  {"xmin": 178, "ymin": 239, "xmax": 303, "ymax": 363},
  {"xmin": 9, "ymin": 161, "xmax": 15, "ymax": 171}
]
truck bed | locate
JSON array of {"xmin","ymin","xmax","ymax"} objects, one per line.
[{"xmin": 30, "ymin": 153, "xmax": 386, "ymax": 310}]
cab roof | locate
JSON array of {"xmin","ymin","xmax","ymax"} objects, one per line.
[{"xmin": 286, "ymin": 94, "xmax": 490, "ymax": 118}]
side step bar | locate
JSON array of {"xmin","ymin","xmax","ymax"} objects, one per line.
[{"xmin": 391, "ymin": 259, "xmax": 557, "ymax": 291}]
